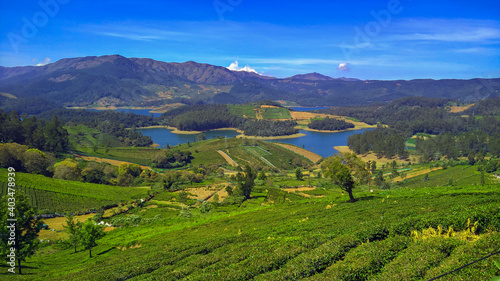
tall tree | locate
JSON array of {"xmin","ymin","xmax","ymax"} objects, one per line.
[
  {"xmin": 236, "ymin": 165, "xmax": 257, "ymax": 199},
  {"xmin": 0, "ymin": 193, "xmax": 44, "ymax": 274},
  {"xmin": 63, "ymin": 214, "xmax": 82, "ymax": 253},
  {"xmin": 79, "ymin": 219, "xmax": 105, "ymax": 258}
]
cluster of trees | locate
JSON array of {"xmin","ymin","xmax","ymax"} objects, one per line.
[
  {"xmin": 242, "ymin": 120, "xmax": 298, "ymax": 137},
  {"xmin": 0, "ymin": 143, "xmax": 55, "ymax": 175},
  {"xmin": 160, "ymin": 103, "xmax": 300, "ymax": 137},
  {"xmin": 64, "ymin": 215, "xmax": 105, "ymax": 258},
  {"xmin": 0, "ymin": 110, "xmax": 69, "ymax": 152},
  {"xmin": 347, "ymin": 128, "xmax": 408, "ymax": 159},
  {"xmin": 463, "ymin": 97, "xmax": 500, "ymax": 116},
  {"xmin": 308, "ymin": 117, "xmax": 354, "ymax": 131},
  {"xmin": 415, "ymin": 132, "xmax": 500, "ymax": 161},
  {"xmin": 38, "ymin": 109, "xmax": 154, "ymax": 147},
  {"xmin": 152, "ymin": 150, "xmax": 193, "ymax": 169}
]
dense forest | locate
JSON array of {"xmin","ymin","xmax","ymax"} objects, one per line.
[
  {"xmin": 330, "ymin": 97, "xmax": 500, "ymax": 160},
  {"xmin": 308, "ymin": 116, "xmax": 354, "ymax": 131},
  {"xmin": 160, "ymin": 104, "xmax": 246, "ymax": 131},
  {"xmin": 347, "ymin": 128, "xmax": 408, "ymax": 159},
  {"xmin": 0, "ymin": 110, "xmax": 69, "ymax": 152},
  {"xmin": 242, "ymin": 120, "xmax": 298, "ymax": 137}
]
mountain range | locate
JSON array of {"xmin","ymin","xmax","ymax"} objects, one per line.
[{"xmin": 0, "ymin": 55, "xmax": 498, "ymax": 113}]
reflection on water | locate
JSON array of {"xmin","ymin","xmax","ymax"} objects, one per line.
[
  {"xmin": 137, "ymin": 127, "xmax": 371, "ymax": 158},
  {"xmin": 136, "ymin": 128, "xmax": 240, "ymax": 147}
]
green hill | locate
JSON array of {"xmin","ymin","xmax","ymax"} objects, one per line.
[{"xmin": 5, "ymin": 178, "xmax": 500, "ymax": 280}]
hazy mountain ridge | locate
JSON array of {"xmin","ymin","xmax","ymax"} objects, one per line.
[{"xmin": 0, "ymin": 55, "xmax": 498, "ymax": 113}]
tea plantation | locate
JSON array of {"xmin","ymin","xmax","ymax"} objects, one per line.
[{"xmin": 4, "ymin": 175, "xmax": 500, "ymax": 280}]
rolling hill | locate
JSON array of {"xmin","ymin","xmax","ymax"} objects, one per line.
[{"xmin": 0, "ymin": 55, "xmax": 499, "ymax": 114}]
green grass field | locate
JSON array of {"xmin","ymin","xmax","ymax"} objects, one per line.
[
  {"xmin": 260, "ymin": 107, "xmax": 292, "ymax": 119},
  {"xmin": 228, "ymin": 104, "xmax": 257, "ymax": 118}
]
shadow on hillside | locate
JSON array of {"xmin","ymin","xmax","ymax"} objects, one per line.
[{"xmin": 97, "ymin": 247, "xmax": 116, "ymax": 256}]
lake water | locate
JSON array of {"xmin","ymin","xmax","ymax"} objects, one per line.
[
  {"xmin": 88, "ymin": 107, "xmax": 367, "ymax": 157},
  {"xmin": 137, "ymin": 127, "xmax": 370, "ymax": 158}
]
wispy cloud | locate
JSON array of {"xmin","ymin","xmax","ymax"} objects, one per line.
[
  {"xmin": 387, "ymin": 19, "xmax": 500, "ymax": 43},
  {"xmin": 392, "ymin": 28, "xmax": 500, "ymax": 42},
  {"xmin": 97, "ymin": 32, "xmax": 162, "ymax": 41},
  {"xmin": 81, "ymin": 23, "xmax": 194, "ymax": 42},
  {"xmin": 454, "ymin": 47, "xmax": 498, "ymax": 55}
]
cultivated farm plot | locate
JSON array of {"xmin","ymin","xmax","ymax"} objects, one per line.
[{"xmin": 0, "ymin": 182, "xmax": 113, "ymax": 214}]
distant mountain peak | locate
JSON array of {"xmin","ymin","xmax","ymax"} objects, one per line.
[{"xmin": 287, "ymin": 72, "xmax": 334, "ymax": 81}]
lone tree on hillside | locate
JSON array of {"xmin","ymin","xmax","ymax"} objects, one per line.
[
  {"xmin": 63, "ymin": 214, "xmax": 82, "ymax": 253},
  {"xmin": 79, "ymin": 219, "xmax": 105, "ymax": 258},
  {"xmin": 0, "ymin": 193, "xmax": 44, "ymax": 274},
  {"xmin": 236, "ymin": 164, "xmax": 257, "ymax": 199},
  {"xmin": 322, "ymin": 153, "xmax": 369, "ymax": 203}
]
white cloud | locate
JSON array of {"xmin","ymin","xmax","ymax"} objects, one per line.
[
  {"xmin": 35, "ymin": 57, "xmax": 51, "ymax": 66},
  {"xmin": 227, "ymin": 61, "xmax": 258, "ymax": 74},
  {"xmin": 337, "ymin": 63, "xmax": 350, "ymax": 71}
]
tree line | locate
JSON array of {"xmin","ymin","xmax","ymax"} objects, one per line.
[
  {"xmin": 347, "ymin": 128, "xmax": 408, "ymax": 159},
  {"xmin": 308, "ymin": 116, "xmax": 354, "ymax": 131},
  {"xmin": 38, "ymin": 109, "xmax": 154, "ymax": 147},
  {"xmin": 0, "ymin": 110, "xmax": 69, "ymax": 153}
]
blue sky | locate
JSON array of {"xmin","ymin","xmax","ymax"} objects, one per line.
[{"xmin": 1, "ymin": 0, "xmax": 499, "ymax": 80}]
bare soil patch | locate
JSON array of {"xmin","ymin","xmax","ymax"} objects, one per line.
[
  {"xmin": 274, "ymin": 143, "xmax": 322, "ymax": 163},
  {"xmin": 217, "ymin": 150, "xmax": 239, "ymax": 167},
  {"xmin": 74, "ymin": 154, "xmax": 151, "ymax": 170},
  {"xmin": 450, "ymin": 104, "xmax": 474, "ymax": 113}
]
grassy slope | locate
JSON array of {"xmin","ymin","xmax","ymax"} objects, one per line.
[
  {"xmin": 5, "ymin": 174, "xmax": 500, "ymax": 280},
  {"xmin": 0, "ymin": 169, "xmax": 149, "ymax": 213}
]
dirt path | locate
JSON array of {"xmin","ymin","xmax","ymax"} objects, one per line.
[
  {"xmin": 283, "ymin": 187, "xmax": 323, "ymax": 198},
  {"xmin": 217, "ymin": 150, "xmax": 239, "ymax": 167},
  {"xmin": 393, "ymin": 167, "xmax": 443, "ymax": 182},
  {"xmin": 74, "ymin": 154, "xmax": 151, "ymax": 170},
  {"xmin": 274, "ymin": 143, "xmax": 322, "ymax": 163}
]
